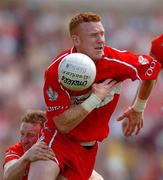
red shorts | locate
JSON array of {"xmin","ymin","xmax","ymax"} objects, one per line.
[{"xmin": 40, "ymin": 128, "xmax": 98, "ymax": 180}]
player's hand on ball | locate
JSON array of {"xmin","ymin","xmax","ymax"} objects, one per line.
[{"xmin": 92, "ymin": 79, "xmax": 117, "ymax": 100}]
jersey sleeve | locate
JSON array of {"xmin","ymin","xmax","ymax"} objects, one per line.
[
  {"xmin": 115, "ymin": 51, "xmax": 161, "ymax": 81},
  {"xmin": 3, "ymin": 146, "xmax": 22, "ymax": 167},
  {"xmin": 43, "ymin": 69, "xmax": 71, "ymax": 118}
]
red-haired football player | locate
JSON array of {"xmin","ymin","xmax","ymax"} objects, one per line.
[{"xmin": 28, "ymin": 12, "xmax": 161, "ymax": 180}]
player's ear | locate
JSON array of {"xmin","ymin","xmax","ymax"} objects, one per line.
[{"xmin": 71, "ymin": 35, "xmax": 80, "ymax": 46}]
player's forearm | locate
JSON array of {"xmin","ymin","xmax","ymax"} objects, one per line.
[
  {"xmin": 54, "ymin": 93, "xmax": 101, "ymax": 134},
  {"xmin": 137, "ymin": 80, "xmax": 156, "ymax": 99},
  {"xmin": 132, "ymin": 80, "xmax": 156, "ymax": 112},
  {"xmin": 53, "ymin": 104, "xmax": 89, "ymax": 134},
  {"xmin": 4, "ymin": 158, "xmax": 28, "ymax": 180}
]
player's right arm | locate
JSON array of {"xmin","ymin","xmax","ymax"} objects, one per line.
[
  {"xmin": 3, "ymin": 142, "xmax": 55, "ymax": 180},
  {"xmin": 44, "ymin": 73, "xmax": 117, "ymax": 134},
  {"xmin": 55, "ymin": 79, "xmax": 117, "ymax": 133}
]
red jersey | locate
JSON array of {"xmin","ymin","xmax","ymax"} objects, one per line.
[
  {"xmin": 150, "ymin": 34, "xmax": 163, "ymax": 67},
  {"xmin": 43, "ymin": 46, "xmax": 161, "ymax": 142},
  {"xmin": 4, "ymin": 143, "xmax": 29, "ymax": 180}
]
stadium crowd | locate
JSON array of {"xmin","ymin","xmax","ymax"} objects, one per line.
[{"xmin": 0, "ymin": 1, "xmax": 162, "ymax": 179}]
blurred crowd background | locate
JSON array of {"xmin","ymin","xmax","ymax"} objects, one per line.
[{"xmin": 0, "ymin": 0, "xmax": 162, "ymax": 179}]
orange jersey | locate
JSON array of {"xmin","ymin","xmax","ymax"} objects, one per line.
[
  {"xmin": 4, "ymin": 143, "xmax": 29, "ymax": 180},
  {"xmin": 150, "ymin": 34, "xmax": 163, "ymax": 67},
  {"xmin": 43, "ymin": 46, "xmax": 161, "ymax": 142}
]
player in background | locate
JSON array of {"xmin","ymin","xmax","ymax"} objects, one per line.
[
  {"xmin": 3, "ymin": 110, "xmax": 55, "ymax": 180},
  {"xmin": 3, "ymin": 109, "xmax": 103, "ymax": 180},
  {"xmin": 28, "ymin": 12, "xmax": 161, "ymax": 180},
  {"xmin": 150, "ymin": 33, "xmax": 163, "ymax": 113},
  {"xmin": 150, "ymin": 33, "xmax": 163, "ymax": 67}
]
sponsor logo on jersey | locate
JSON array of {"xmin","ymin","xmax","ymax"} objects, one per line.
[
  {"xmin": 138, "ymin": 56, "xmax": 149, "ymax": 65},
  {"xmin": 61, "ymin": 70, "xmax": 89, "ymax": 80},
  {"xmin": 46, "ymin": 87, "xmax": 58, "ymax": 101},
  {"xmin": 145, "ymin": 59, "xmax": 157, "ymax": 76},
  {"xmin": 47, "ymin": 106, "xmax": 68, "ymax": 112},
  {"xmin": 61, "ymin": 76, "xmax": 88, "ymax": 86}
]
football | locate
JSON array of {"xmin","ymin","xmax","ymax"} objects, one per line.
[{"xmin": 58, "ymin": 53, "xmax": 96, "ymax": 91}]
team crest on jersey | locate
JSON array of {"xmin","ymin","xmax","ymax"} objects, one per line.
[
  {"xmin": 46, "ymin": 86, "xmax": 58, "ymax": 101},
  {"xmin": 138, "ymin": 56, "xmax": 149, "ymax": 65}
]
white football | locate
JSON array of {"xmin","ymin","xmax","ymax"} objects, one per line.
[{"xmin": 58, "ymin": 53, "xmax": 96, "ymax": 91}]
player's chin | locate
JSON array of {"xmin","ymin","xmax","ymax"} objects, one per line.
[
  {"xmin": 94, "ymin": 55, "xmax": 103, "ymax": 62},
  {"xmin": 92, "ymin": 52, "xmax": 102, "ymax": 59},
  {"xmin": 95, "ymin": 51, "xmax": 104, "ymax": 58}
]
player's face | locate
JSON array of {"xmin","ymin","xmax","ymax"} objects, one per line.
[
  {"xmin": 75, "ymin": 21, "xmax": 105, "ymax": 63},
  {"xmin": 20, "ymin": 122, "xmax": 41, "ymax": 151}
]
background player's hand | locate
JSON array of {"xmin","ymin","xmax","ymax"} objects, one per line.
[
  {"xmin": 117, "ymin": 107, "xmax": 144, "ymax": 136},
  {"xmin": 92, "ymin": 79, "xmax": 117, "ymax": 100},
  {"xmin": 23, "ymin": 142, "xmax": 55, "ymax": 162}
]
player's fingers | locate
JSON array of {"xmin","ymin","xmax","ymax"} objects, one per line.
[
  {"xmin": 33, "ymin": 152, "xmax": 55, "ymax": 161},
  {"xmin": 140, "ymin": 119, "xmax": 144, "ymax": 128},
  {"xmin": 107, "ymin": 79, "xmax": 117, "ymax": 86},
  {"xmin": 106, "ymin": 80, "xmax": 117, "ymax": 89},
  {"xmin": 38, "ymin": 147, "xmax": 55, "ymax": 156},
  {"xmin": 37, "ymin": 144, "xmax": 55, "ymax": 155},
  {"xmin": 124, "ymin": 121, "xmax": 136, "ymax": 136},
  {"xmin": 37, "ymin": 142, "xmax": 50, "ymax": 149},
  {"xmin": 125, "ymin": 128, "xmax": 134, "ymax": 136},
  {"xmin": 32, "ymin": 156, "xmax": 51, "ymax": 161},
  {"xmin": 135, "ymin": 123, "xmax": 141, "ymax": 135},
  {"xmin": 121, "ymin": 118, "xmax": 128, "ymax": 132},
  {"xmin": 38, "ymin": 145, "xmax": 53, "ymax": 152},
  {"xmin": 117, "ymin": 113, "xmax": 127, "ymax": 121},
  {"xmin": 123, "ymin": 118, "xmax": 130, "ymax": 135},
  {"xmin": 102, "ymin": 79, "xmax": 113, "ymax": 85},
  {"xmin": 135, "ymin": 119, "xmax": 143, "ymax": 135},
  {"xmin": 39, "ymin": 152, "xmax": 56, "ymax": 160}
]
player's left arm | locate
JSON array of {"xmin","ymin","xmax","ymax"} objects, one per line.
[
  {"xmin": 117, "ymin": 52, "xmax": 161, "ymax": 136},
  {"xmin": 118, "ymin": 79, "xmax": 156, "ymax": 136}
]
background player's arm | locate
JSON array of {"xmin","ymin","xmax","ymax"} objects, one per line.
[
  {"xmin": 136, "ymin": 80, "xmax": 156, "ymax": 100},
  {"xmin": 4, "ymin": 158, "xmax": 28, "ymax": 180},
  {"xmin": 54, "ymin": 79, "xmax": 117, "ymax": 133},
  {"xmin": 118, "ymin": 80, "xmax": 156, "ymax": 136},
  {"xmin": 3, "ymin": 142, "xmax": 55, "ymax": 180}
]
